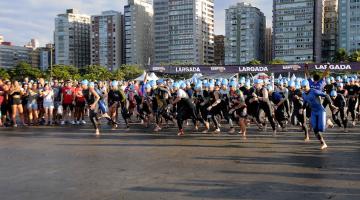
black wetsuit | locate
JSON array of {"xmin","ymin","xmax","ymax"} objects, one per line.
[{"xmin": 331, "ymin": 92, "xmax": 347, "ymax": 128}]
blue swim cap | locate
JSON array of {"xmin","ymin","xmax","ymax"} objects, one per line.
[
  {"xmin": 330, "ymin": 90, "xmax": 337, "ymax": 97},
  {"xmin": 173, "ymin": 82, "xmax": 180, "ymax": 89},
  {"xmin": 145, "ymin": 84, "xmax": 151, "ymax": 89},
  {"xmin": 326, "ymin": 78, "xmax": 331, "ymax": 85},
  {"xmin": 195, "ymin": 83, "xmax": 202, "ymax": 90},
  {"xmin": 129, "ymin": 85, "xmax": 135, "ymax": 90},
  {"xmin": 89, "ymin": 82, "xmax": 95, "ymax": 87},
  {"xmin": 215, "ymin": 80, "xmax": 221, "ymax": 86},
  {"xmin": 336, "ymin": 76, "xmax": 342, "ymax": 82},
  {"xmin": 267, "ymin": 85, "xmax": 273, "ymax": 92},
  {"xmin": 81, "ymin": 80, "xmax": 89, "ymax": 86},
  {"xmin": 229, "ymin": 81, "xmax": 237, "ymax": 88},
  {"xmin": 150, "ymin": 80, "xmax": 156, "ymax": 87},
  {"xmin": 157, "ymin": 79, "xmax": 164, "ymax": 85},
  {"xmin": 301, "ymin": 80, "xmax": 309, "ymax": 87},
  {"xmin": 111, "ymin": 80, "xmax": 118, "ymax": 87},
  {"xmin": 254, "ymin": 79, "xmax": 263, "ymax": 84},
  {"xmin": 288, "ymin": 80, "xmax": 295, "ymax": 87},
  {"xmin": 337, "ymin": 83, "xmax": 343, "ymax": 88},
  {"xmin": 222, "ymin": 79, "xmax": 229, "ymax": 86},
  {"xmin": 240, "ymin": 77, "xmax": 246, "ymax": 84},
  {"xmin": 295, "ymin": 82, "xmax": 301, "ymax": 89},
  {"xmin": 180, "ymin": 82, "xmax": 187, "ymax": 89}
]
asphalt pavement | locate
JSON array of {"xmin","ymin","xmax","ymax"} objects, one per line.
[{"xmin": 0, "ymin": 123, "xmax": 360, "ymax": 200}]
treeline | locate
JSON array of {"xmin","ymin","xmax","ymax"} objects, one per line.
[{"xmin": 0, "ymin": 62, "xmax": 144, "ymax": 81}]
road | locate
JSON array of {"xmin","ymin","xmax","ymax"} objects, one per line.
[{"xmin": 0, "ymin": 123, "xmax": 360, "ymax": 200}]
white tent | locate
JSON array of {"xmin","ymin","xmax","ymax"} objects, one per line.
[
  {"xmin": 149, "ymin": 72, "xmax": 159, "ymax": 81},
  {"xmin": 134, "ymin": 72, "xmax": 147, "ymax": 81},
  {"xmin": 134, "ymin": 72, "xmax": 159, "ymax": 81}
]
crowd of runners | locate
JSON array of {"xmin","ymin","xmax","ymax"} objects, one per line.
[{"xmin": 0, "ymin": 66, "xmax": 359, "ymax": 150}]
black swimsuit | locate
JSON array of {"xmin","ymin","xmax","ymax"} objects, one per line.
[{"xmin": 10, "ymin": 91, "xmax": 22, "ymax": 105}]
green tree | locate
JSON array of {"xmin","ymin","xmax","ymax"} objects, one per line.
[
  {"xmin": 349, "ymin": 51, "xmax": 360, "ymax": 62},
  {"xmin": 112, "ymin": 68, "xmax": 125, "ymax": 80},
  {"xmin": 268, "ymin": 59, "xmax": 287, "ymax": 65},
  {"xmin": 117, "ymin": 64, "xmax": 144, "ymax": 80},
  {"xmin": 49, "ymin": 65, "xmax": 80, "ymax": 81},
  {"xmin": 8, "ymin": 62, "xmax": 43, "ymax": 80},
  {"xmin": 81, "ymin": 65, "xmax": 112, "ymax": 81},
  {"xmin": 247, "ymin": 59, "xmax": 262, "ymax": 66},
  {"xmin": 333, "ymin": 48, "xmax": 349, "ymax": 62},
  {"xmin": 0, "ymin": 68, "xmax": 10, "ymax": 80}
]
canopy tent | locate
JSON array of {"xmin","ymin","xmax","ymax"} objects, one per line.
[
  {"xmin": 134, "ymin": 72, "xmax": 159, "ymax": 81},
  {"xmin": 134, "ymin": 72, "xmax": 146, "ymax": 81},
  {"xmin": 148, "ymin": 72, "xmax": 159, "ymax": 81}
]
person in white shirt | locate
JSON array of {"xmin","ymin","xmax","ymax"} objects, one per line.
[{"xmin": 41, "ymin": 84, "xmax": 54, "ymax": 125}]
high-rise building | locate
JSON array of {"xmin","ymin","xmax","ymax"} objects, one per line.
[
  {"xmin": 225, "ymin": 2, "xmax": 265, "ymax": 65},
  {"xmin": 38, "ymin": 44, "xmax": 54, "ymax": 71},
  {"xmin": 30, "ymin": 48, "xmax": 40, "ymax": 68},
  {"xmin": 54, "ymin": 9, "xmax": 91, "ymax": 68},
  {"xmin": 273, "ymin": 0, "xmax": 323, "ymax": 63},
  {"xmin": 25, "ymin": 39, "xmax": 39, "ymax": 49},
  {"xmin": 214, "ymin": 35, "xmax": 225, "ymax": 65},
  {"xmin": 338, "ymin": 0, "xmax": 360, "ymax": 53},
  {"xmin": 0, "ymin": 43, "xmax": 32, "ymax": 69},
  {"xmin": 153, "ymin": 0, "xmax": 215, "ymax": 65},
  {"xmin": 39, "ymin": 49, "xmax": 50, "ymax": 71},
  {"xmin": 124, "ymin": 0, "xmax": 153, "ymax": 67},
  {"xmin": 322, "ymin": 0, "xmax": 338, "ymax": 62},
  {"xmin": 91, "ymin": 11, "xmax": 123, "ymax": 71},
  {"xmin": 121, "ymin": 14, "xmax": 126, "ymax": 65},
  {"xmin": 265, "ymin": 28, "xmax": 272, "ymax": 64}
]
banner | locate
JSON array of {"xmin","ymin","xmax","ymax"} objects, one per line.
[{"xmin": 150, "ymin": 63, "xmax": 360, "ymax": 74}]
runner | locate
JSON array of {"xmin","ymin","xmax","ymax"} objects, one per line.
[
  {"xmin": 253, "ymin": 79, "xmax": 277, "ymax": 135},
  {"xmin": 82, "ymin": 81, "xmax": 102, "ymax": 136},
  {"xmin": 329, "ymin": 90, "xmax": 348, "ymax": 133},
  {"xmin": 300, "ymin": 79, "xmax": 336, "ymax": 150},
  {"xmin": 228, "ymin": 81, "xmax": 247, "ymax": 136}
]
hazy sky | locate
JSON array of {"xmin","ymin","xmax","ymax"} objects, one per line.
[{"xmin": 0, "ymin": 0, "xmax": 272, "ymax": 46}]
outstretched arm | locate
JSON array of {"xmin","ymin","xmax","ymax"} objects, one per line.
[
  {"xmin": 322, "ymin": 66, "xmax": 330, "ymax": 79},
  {"xmin": 304, "ymin": 64, "xmax": 310, "ymax": 79}
]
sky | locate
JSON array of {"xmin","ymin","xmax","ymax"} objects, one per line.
[{"xmin": 0, "ymin": 0, "xmax": 272, "ymax": 46}]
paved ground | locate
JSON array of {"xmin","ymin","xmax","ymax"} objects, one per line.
[{"xmin": 0, "ymin": 123, "xmax": 360, "ymax": 200}]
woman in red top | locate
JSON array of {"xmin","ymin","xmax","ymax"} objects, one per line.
[{"xmin": 74, "ymin": 83, "xmax": 86, "ymax": 125}]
